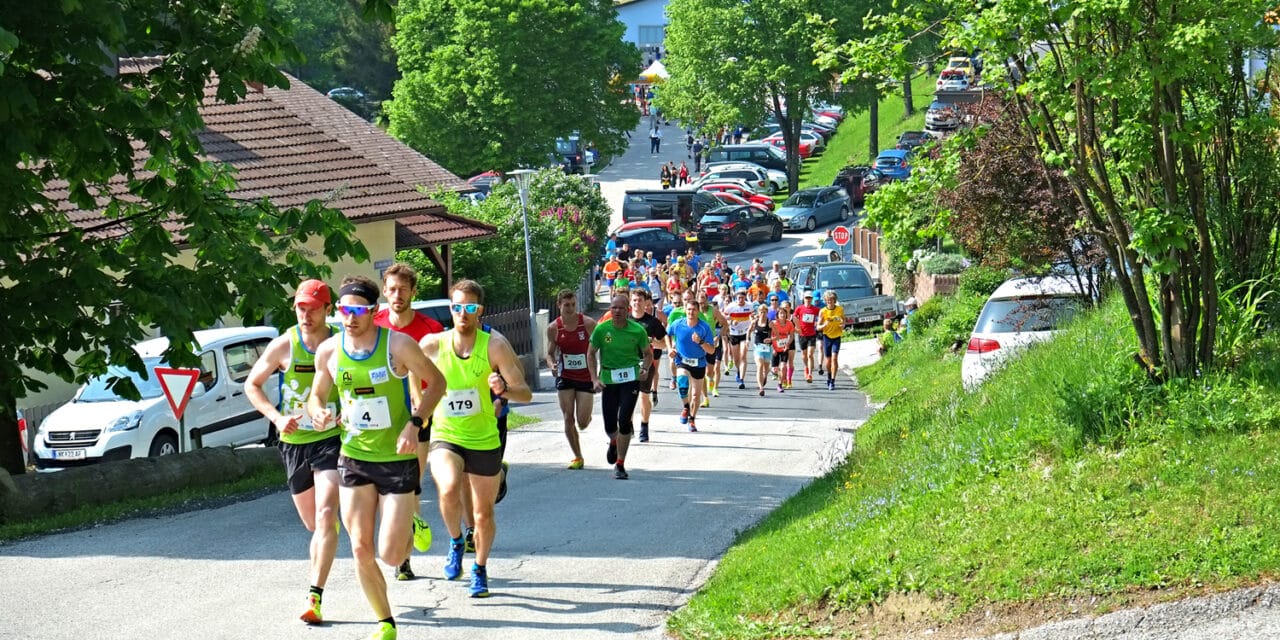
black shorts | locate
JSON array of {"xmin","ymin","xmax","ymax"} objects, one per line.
[
  {"xmin": 679, "ymin": 364, "xmax": 706, "ymax": 380},
  {"xmin": 706, "ymin": 343, "xmax": 722, "ymax": 364},
  {"xmin": 337, "ymin": 455, "xmax": 420, "ymax": 495},
  {"xmin": 278, "ymin": 436, "xmax": 340, "ymax": 494},
  {"xmin": 652, "ymin": 348, "xmax": 663, "ymax": 361},
  {"xmin": 555, "ymin": 376, "xmax": 594, "ymax": 393},
  {"xmin": 429, "ymin": 441, "xmax": 504, "ymax": 476},
  {"xmin": 771, "ymin": 351, "xmax": 793, "ymax": 367},
  {"xmin": 798, "ymin": 334, "xmax": 817, "ymax": 350},
  {"xmin": 729, "ymin": 334, "xmax": 747, "ymax": 346}
]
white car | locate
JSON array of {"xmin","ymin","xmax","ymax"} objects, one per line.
[
  {"xmin": 961, "ymin": 276, "xmax": 1089, "ymax": 390},
  {"xmin": 692, "ymin": 165, "xmax": 775, "ymax": 195},
  {"xmin": 33, "ymin": 327, "xmax": 281, "ymax": 470},
  {"xmin": 702, "ymin": 161, "xmax": 787, "ymax": 193},
  {"xmin": 936, "ymin": 74, "xmax": 971, "ymax": 91}
]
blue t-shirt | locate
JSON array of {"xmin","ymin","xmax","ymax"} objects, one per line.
[
  {"xmin": 732, "ymin": 277, "xmax": 751, "ymax": 292},
  {"xmin": 667, "ymin": 319, "xmax": 714, "ymax": 368}
]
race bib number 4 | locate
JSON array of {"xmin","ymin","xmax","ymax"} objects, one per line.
[
  {"xmin": 442, "ymin": 388, "xmax": 482, "ymax": 418},
  {"xmin": 347, "ymin": 396, "xmax": 392, "ymax": 431},
  {"xmin": 562, "ymin": 353, "xmax": 588, "ymax": 370},
  {"xmin": 607, "ymin": 367, "xmax": 637, "ymax": 384}
]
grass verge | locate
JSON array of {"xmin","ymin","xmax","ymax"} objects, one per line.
[{"xmin": 668, "ymin": 294, "xmax": 1280, "ymax": 639}]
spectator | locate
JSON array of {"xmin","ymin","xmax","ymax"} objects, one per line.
[
  {"xmin": 660, "ymin": 164, "xmax": 672, "ymax": 190},
  {"xmin": 692, "ymin": 137, "xmax": 704, "ymax": 172},
  {"xmin": 649, "ymin": 124, "xmax": 662, "ymax": 154},
  {"xmin": 677, "ymin": 162, "xmax": 689, "ymax": 187}
]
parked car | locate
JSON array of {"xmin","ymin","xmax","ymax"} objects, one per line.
[
  {"xmin": 616, "ymin": 225, "xmax": 700, "ymax": 259},
  {"xmin": 702, "ymin": 161, "xmax": 786, "ymax": 193},
  {"xmin": 936, "ymin": 69, "xmax": 971, "ymax": 91},
  {"xmin": 947, "ymin": 56, "xmax": 977, "ymax": 78},
  {"xmin": 788, "ymin": 248, "xmax": 843, "ymax": 275},
  {"xmin": 553, "ymin": 133, "xmax": 596, "ymax": 174},
  {"xmin": 697, "ymin": 182, "xmax": 775, "ymax": 210},
  {"xmin": 692, "ymin": 165, "xmax": 774, "ymax": 195},
  {"xmin": 832, "ymin": 165, "xmax": 885, "ymax": 204},
  {"xmin": 466, "ymin": 171, "xmax": 502, "ymax": 194},
  {"xmin": 925, "ymin": 100, "xmax": 962, "ymax": 131},
  {"xmin": 326, "ymin": 87, "xmax": 366, "ymax": 100},
  {"xmin": 790, "ymin": 262, "xmax": 897, "ymax": 327},
  {"xmin": 621, "ymin": 190, "xmax": 723, "ymax": 223},
  {"xmin": 895, "ymin": 131, "xmax": 931, "ymax": 151},
  {"xmin": 707, "ymin": 144, "xmax": 789, "ymax": 172},
  {"xmin": 705, "ymin": 190, "xmax": 772, "ymax": 213},
  {"xmin": 761, "ymin": 133, "xmax": 815, "ymax": 159},
  {"xmin": 695, "ymin": 205, "xmax": 784, "ymax": 251},
  {"xmin": 774, "ymin": 186, "xmax": 851, "ymax": 232},
  {"xmin": 873, "ymin": 149, "xmax": 914, "ymax": 181},
  {"xmin": 962, "ymin": 275, "xmax": 1089, "ymax": 390},
  {"xmin": 32, "ymin": 327, "xmax": 281, "ymax": 471},
  {"xmin": 615, "ymin": 219, "xmax": 699, "ymax": 247}
]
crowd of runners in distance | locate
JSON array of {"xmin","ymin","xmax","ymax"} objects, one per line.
[{"xmin": 547, "ymin": 243, "xmax": 854, "ymax": 477}]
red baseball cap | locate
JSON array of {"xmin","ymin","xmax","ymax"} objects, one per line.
[{"xmin": 294, "ymin": 279, "xmax": 331, "ymax": 307}]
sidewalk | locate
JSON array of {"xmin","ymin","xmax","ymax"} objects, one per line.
[{"xmin": 597, "ymin": 117, "xmax": 702, "ymax": 230}]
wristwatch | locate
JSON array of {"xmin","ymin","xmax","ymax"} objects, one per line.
[{"xmin": 409, "ymin": 416, "xmax": 425, "ymax": 429}]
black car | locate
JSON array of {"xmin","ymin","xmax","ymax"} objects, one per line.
[
  {"xmin": 621, "ymin": 190, "xmax": 723, "ymax": 223},
  {"xmin": 896, "ymin": 131, "xmax": 931, "ymax": 151},
  {"xmin": 695, "ymin": 205, "xmax": 783, "ymax": 252},
  {"xmin": 616, "ymin": 227, "xmax": 698, "ymax": 258}
]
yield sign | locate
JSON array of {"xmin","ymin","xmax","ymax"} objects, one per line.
[
  {"xmin": 154, "ymin": 367, "xmax": 201, "ymax": 421},
  {"xmin": 832, "ymin": 225, "xmax": 851, "ymax": 246}
]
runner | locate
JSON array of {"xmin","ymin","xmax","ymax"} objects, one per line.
[
  {"xmin": 815, "ymin": 291, "xmax": 846, "ymax": 390},
  {"xmin": 419, "ymin": 279, "xmax": 533, "ymax": 597},
  {"xmin": 794, "ymin": 293, "xmax": 821, "ymax": 383},
  {"xmin": 544, "ymin": 289, "xmax": 596, "ymax": 469},
  {"xmin": 771, "ymin": 306, "xmax": 797, "ymax": 391},
  {"xmin": 667, "ymin": 294, "xmax": 715, "ymax": 432},
  {"xmin": 696, "ymin": 290, "xmax": 729, "ymax": 403},
  {"xmin": 372, "ymin": 263, "xmax": 444, "ymax": 581},
  {"xmin": 723, "ymin": 289, "xmax": 754, "ymax": 389},
  {"xmin": 750, "ymin": 304, "xmax": 773, "ymax": 396},
  {"xmin": 244, "ymin": 279, "xmax": 344, "ymax": 625},
  {"xmin": 307, "ymin": 275, "xmax": 447, "ymax": 640},
  {"xmin": 631, "ymin": 289, "xmax": 667, "ymax": 443},
  {"xmin": 587, "ymin": 293, "xmax": 653, "ymax": 480}
]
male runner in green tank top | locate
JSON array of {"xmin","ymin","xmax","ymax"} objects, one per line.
[
  {"xmin": 307, "ymin": 275, "xmax": 447, "ymax": 640},
  {"xmin": 419, "ymin": 279, "xmax": 533, "ymax": 598},
  {"xmin": 245, "ymin": 279, "xmax": 342, "ymax": 625}
]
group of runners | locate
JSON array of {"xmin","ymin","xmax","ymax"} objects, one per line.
[
  {"xmin": 245, "ymin": 264, "xmax": 528, "ymax": 640},
  {"xmin": 546, "ymin": 250, "xmax": 851, "ymax": 473}
]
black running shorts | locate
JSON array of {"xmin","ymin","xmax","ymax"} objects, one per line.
[
  {"xmin": 706, "ymin": 343, "xmax": 722, "ymax": 364},
  {"xmin": 337, "ymin": 455, "xmax": 420, "ymax": 495},
  {"xmin": 729, "ymin": 333, "xmax": 747, "ymax": 346},
  {"xmin": 277, "ymin": 436, "xmax": 340, "ymax": 494},
  {"xmin": 771, "ymin": 351, "xmax": 791, "ymax": 367},
  {"xmin": 680, "ymin": 364, "xmax": 707, "ymax": 380},
  {"xmin": 798, "ymin": 334, "xmax": 817, "ymax": 351},
  {"xmin": 555, "ymin": 376, "xmax": 594, "ymax": 393},
  {"xmin": 429, "ymin": 441, "xmax": 504, "ymax": 476}
]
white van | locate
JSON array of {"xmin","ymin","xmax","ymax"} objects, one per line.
[
  {"xmin": 961, "ymin": 276, "xmax": 1088, "ymax": 390},
  {"xmin": 32, "ymin": 327, "xmax": 280, "ymax": 470}
]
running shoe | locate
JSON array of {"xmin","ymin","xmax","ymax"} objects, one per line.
[
  {"xmin": 606, "ymin": 437, "xmax": 618, "ymax": 465},
  {"xmin": 614, "ymin": 464, "xmax": 629, "ymax": 480},
  {"xmin": 758, "ymin": 389, "xmax": 765, "ymax": 396},
  {"xmin": 367, "ymin": 621, "xmax": 397, "ymax": 640},
  {"xmin": 701, "ymin": 396, "xmax": 710, "ymax": 408},
  {"xmin": 469, "ymin": 564, "xmax": 491, "ymax": 598},
  {"xmin": 738, "ymin": 380, "xmax": 746, "ymax": 390},
  {"xmin": 568, "ymin": 457, "xmax": 584, "ymax": 470},
  {"xmin": 396, "ymin": 559, "xmax": 415, "ymax": 581},
  {"xmin": 688, "ymin": 419, "xmax": 697, "ymax": 433},
  {"xmin": 444, "ymin": 540, "xmax": 465, "ymax": 580},
  {"xmin": 300, "ymin": 593, "xmax": 323, "ymax": 625},
  {"xmin": 412, "ymin": 513, "xmax": 432, "ymax": 552},
  {"xmin": 827, "ymin": 380, "xmax": 835, "ymax": 390},
  {"xmin": 777, "ymin": 383, "xmax": 784, "ymax": 392},
  {"xmin": 713, "ymin": 389, "xmax": 720, "ymax": 398},
  {"xmin": 495, "ymin": 461, "xmax": 509, "ymax": 504},
  {"xmin": 806, "ymin": 375, "xmax": 813, "ymax": 383},
  {"xmin": 669, "ymin": 380, "xmax": 677, "ymax": 390},
  {"xmin": 464, "ymin": 527, "xmax": 476, "ymax": 553},
  {"xmin": 679, "ymin": 408, "xmax": 689, "ymax": 425}
]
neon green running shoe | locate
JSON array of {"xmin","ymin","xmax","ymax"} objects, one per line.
[
  {"xmin": 412, "ymin": 513, "xmax": 431, "ymax": 552},
  {"xmin": 299, "ymin": 593, "xmax": 322, "ymax": 625},
  {"xmin": 367, "ymin": 621, "xmax": 397, "ymax": 640}
]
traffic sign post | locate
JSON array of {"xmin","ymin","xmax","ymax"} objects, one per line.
[
  {"xmin": 155, "ymin": 367, "xmax": 201, "ymax": 452},
  {"xmin": 832, "ymin": 225, "xmax": 852, "ymax": 261}
]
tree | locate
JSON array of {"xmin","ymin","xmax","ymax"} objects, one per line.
[
  {"xmin": 826, "ymin": 0, "xmax": 1280, "ymax": 380},
  {"xmin": 386, "ymin": 0, "xmax": 640, "ymax": 177},
  {"xmin": 270, "ymin": 0, "xmax": 398, "ymax": 107},
  {"xmin": 0, "ymin": 1, "xmax": 369, "ymax": 474},
  {"xmin": 398, "ymin": 169, "xmax": 609, "ymax": 304}
]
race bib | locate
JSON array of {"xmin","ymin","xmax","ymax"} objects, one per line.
[
  {"xmin": 347, "ymin": 396, "xmax": 392, "ymax": 431},
  {"xmin": 607, "ymin": 367, "xmax": 637, "ymax": 384},
  {"xmin": 681, "ymin": 355, "xmax": 702, "ymax": 367},
  {"xmin": 563, "ymin": 353, "xmax": 587, "ymax": 370},
  {"xmin": 442, "ymin": 388, "xmax": 482, "ymax": 418},
  {"xmin": 802, "ymin": 313, "xmax": 816, "ymax": 323}
]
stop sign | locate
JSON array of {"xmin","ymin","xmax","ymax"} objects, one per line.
[{"xmin": 832, "ymin": 225, "xmax": 851, "ymax": 246}]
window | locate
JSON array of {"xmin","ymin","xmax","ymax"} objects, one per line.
[
  {"xmin": 225, "ymin": 339, "xmax": 270, "ymax": 383},
  {"xmin": 198, "ymin": 351, "xmax": 218, "ymax": 390},
  {"xmin": 637, "ymin": 25, "xmax": 665, "ymax": 49}
]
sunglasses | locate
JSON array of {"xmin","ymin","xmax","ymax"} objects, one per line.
[
  {"xmin": 338, "ymin": 304, "xmax": 375, "ymax": 317},
  {"xmin": 451, "ymin": 303, "xmax": 481, "ymax": 314}
]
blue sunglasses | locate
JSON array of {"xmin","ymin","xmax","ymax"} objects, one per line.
[
  {"xmin": 451, "ymin": 303, "xmax": 480, "ymax": 314},
  {"xmin": 338, "ymin": 304, "xmax": 375, "ymax": 317}
]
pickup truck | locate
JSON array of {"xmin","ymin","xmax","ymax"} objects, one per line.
[{"xmin": 790, "ymin": 261, "xmax": 898, "ymax": 328}]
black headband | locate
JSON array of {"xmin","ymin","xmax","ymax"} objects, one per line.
[{"xmin": 338, "ymin": 281, "xmax": 380, "ymax": 305}]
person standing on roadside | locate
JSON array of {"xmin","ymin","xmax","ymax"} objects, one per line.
[
  {"xmin": 815, "ymin": 291, "xmax": 846, "ymax": 390},
  {"xmin": 372, "ymin": 263, "xmax": 444, "ymax": 581},
  {"xmin": 692, "ymin": 137, "xmax": 704, "ymax": 173},
  {"xmin": 649, "ymin": 124, "xmax": 662, "ymax": 154},
  {"xmin": 244, "ymin": 279, "xmax": 342, "ymax": 626},
  {"xmin": 419, "ymin": 280, "xmax": 532, "ymax": 598},
  {"xmin": 307, "ymin": 275, "xmax": 447, "ymax": 640},
  {"xmin": 677, "ymin": 161, "xmax": 689, "ymax": 187},
  {"xmin": 588, "ymin": 293, "xmax": 652, "ymax": 480},
  {"xmin": 794, "ymin": 293, "xmax": 821, "ymax": 382},
  {"xmin": 660, "ymin": 163, "xmax": 672, "ymax": 190},
  {"xmin": 545, "ymin": 290, "xmax": 596, "ymax": 470}
]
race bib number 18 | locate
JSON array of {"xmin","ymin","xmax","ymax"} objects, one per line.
[{"xmin": 609, "ymin": 367, "xmax": 637, "ymax": 384}]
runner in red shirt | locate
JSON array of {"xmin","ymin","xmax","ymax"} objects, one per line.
[
  {"xmin": 545, "ymin": 289, "xmax": 597, "ymax": 470},
  {"xmin": 771, "ymin": 306, "xmax": 797, "ymax": 390},
  {"xmin": 794, "ymin": 292, "xmax": 822, "ymax": 383}
]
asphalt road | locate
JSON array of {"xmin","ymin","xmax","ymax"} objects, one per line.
[{"xmin": 0, "ymin": 344, "xmax": 880, "ymax": 640}]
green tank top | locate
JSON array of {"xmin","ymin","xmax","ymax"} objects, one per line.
[
  {"xmin": 279, "ymin": 325, "xmax": 341, "ymax": 445},
  {"xmin": 700, "ymin": 309, "xmax": 716, "ymax": 330},
  {"xmin": 431, "ymin": 330, "xmax": 499, "ymax": 450},
  {"xmin": 336, "ymin": 327, "xmax": 414, "ymax": 462}
]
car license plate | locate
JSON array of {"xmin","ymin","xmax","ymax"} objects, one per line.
[
  {"xmin": 53, "ymin": 449, "xmax": 86, "ymax": 460},
  {"xmin": 703, "ymin": 225, "xmax": 718, "ymax": 231},
  {"xmin": 858, "ymin": 314, "xmax": 882, "ymax": 323}
]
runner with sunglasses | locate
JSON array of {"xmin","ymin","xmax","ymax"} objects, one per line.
[
  {"xmin": 307, "ymin": 275, "xmax": 447, "ymax": 640},
  {"xmin": 418, "ymin": 280, "xmax": 532, "ymax": 598}
]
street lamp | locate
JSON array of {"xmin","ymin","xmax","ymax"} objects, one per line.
[{"xmin": 506, "ymin": 169, "xmax": 539, "ymax": 382}]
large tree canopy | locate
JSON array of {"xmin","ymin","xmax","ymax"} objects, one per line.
[
  {"xmin": 386, "ymin": 0, "xmax": 640, "ymax": 177},
  {"xmin": 0, "ymin": 0, "xmax": 368, "ymax": 473},
  {"xmin": 270, "ymin": 0, "xmax": 397, "ymax": 108}
]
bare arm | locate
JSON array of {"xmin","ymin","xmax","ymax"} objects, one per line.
[
  {"xmin": 544, "ymin": 323, "xmax": 559, "ymax": 371},
  {"xmin": 488, "ymin": 333, "xmax": 533, "ymax": 404},
  {"xmin": 391, "ymin": 332, "xmax": 446, "ymax": 455},
  {"xmin": 306, "ymin": 338, "xmax": 339, "ymax": 429},
  {"xmin": 244, "ymin": 335, "xmax": 297, "ymax": 434},
  {"xmin": 588, "ymin": 342, "xmax": 603, "ymax": 392}
]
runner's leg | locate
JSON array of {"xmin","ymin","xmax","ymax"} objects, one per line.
[{"xmin": 340, "ymin": 483, "xmax": 392, "ymax": 619}]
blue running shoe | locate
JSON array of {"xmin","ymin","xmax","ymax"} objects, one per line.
[
  {"xmin": 444, "ymin": 539, "xmax": 464, "ymax": 580},
  {"xmin": 469, "ymin": 564, "xmax": 491, "ymax": 598}
]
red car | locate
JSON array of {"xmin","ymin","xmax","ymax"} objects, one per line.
[
  {"xmin": 761, "ymin": 134, "xmax": 814, "ymax": 159},
  {"xmin": 831, "ymin": 165, "xmax": 885, "ymax": 205},
  {"xmin": 697, "ymin": 182, "xmax": 775, "ymax": 210},
  {"xmin": 707, "ymin": 191, "xmax": 772, "ymax": 213}
]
